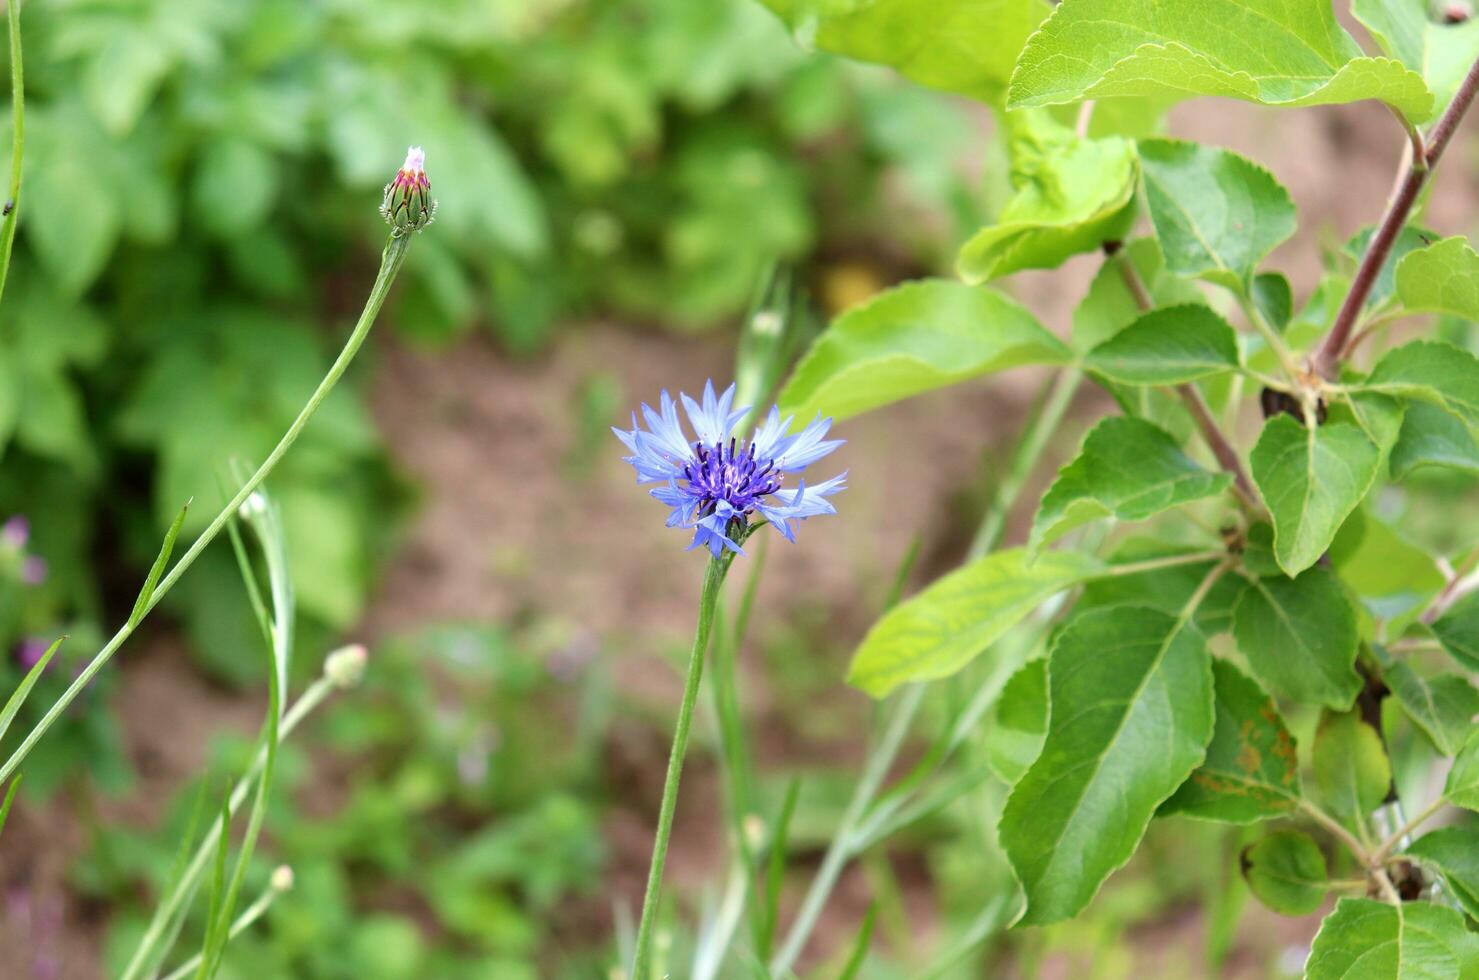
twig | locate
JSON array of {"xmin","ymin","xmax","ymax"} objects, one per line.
[
  {"xmin": 1314, "ymin": 53, "xmax": 1479, "ymax": 377},
  {"xmin": 1299, "ymin": 799, "xmax": 1371, "ymax": 865},
  {"xmin": 1371, "ymin": 797, "xmax": 1446, "ymax": 866}
]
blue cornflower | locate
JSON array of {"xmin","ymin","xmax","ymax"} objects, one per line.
[{"xmin": 615, "ymin": 381, "xmax": 846, "ymax": 557}]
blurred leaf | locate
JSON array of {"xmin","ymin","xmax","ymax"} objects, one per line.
[
  {"xmin": 1366, "ymin": 341, "xmax": 1479, "ymax": 427},
  {"xmin": 846, "ymin": 548, "xmax": 1100, "ymax": 698},
  {"xmin": 1007, "ymin": 0, "xmax": 1433, "ymax": 122},
  {"xmin": 1138, "ymin": 140, "xmax": 1296, "ymax": 291},
  {"xmin": 1163, "ymin": 659, "xmax": 1300, "ymax": 823},
  {"xmin": 984, "ymin": 658, "xmax": 1047, "ymax": 784},
  {"xmin": 1446, "ymin": 729, "xmax": 1479, "ymax": 810},
  {"xmin": 1240, "ymin": 830, "xmax": 1326, "ymax": 915},
  {"xmin": 1328, "ymin": 507, "xmax": 1444, "ymax": 623},
  {"xmin": 193, "ymin": 138, "xmax": 279, "ymax": 237},
  {"xmin": 1384, "ymin": 661, "xmax": 1479, "ymax": 757},
  {"xmin": 958, "ymin": 110, "xmax": 1136, "ymax": 282},
  {"xmin": 1433, "ymin": 592, "xmax": 1479, "ymax": 672},
  {"xmin": 1084, "ymin": 304, "xmax": 1240, "ymax": 386},
  {"xmin": 1000, "ymin": 605, "xmax": 1213, "ymax": 925},
  {"xmin": 1306, "ymin": 899, "xmax": 1479, "ymax": 979},
  {"xmin": 1030, "ymin": 416, "xmax": 1231, "ymax": 550},
  {"xmin": 1390, "ymin": 401, "xmax": 1479, "ymax": 479},
  {"xmin": 1313, "ymin": 712, "xmax": 1390, "ymax": 823},
  {"xmin": 1406, "ymin": 826, "xmax": 1479, "ymax": 920},
  {"xmin": 24, "ymin": 106, "xmax": 120, "ymax": 295},
  {"xmin": 1249, "ymin": 416, "xmax": 1381, "ymax": 577},
  {"xmin": 777, "ymin": 279, "xmax": 1070, "ymax": 423},
  {"xmin": 1232, "ymin": 568, "xmax": 1360, "ymax": 710}
]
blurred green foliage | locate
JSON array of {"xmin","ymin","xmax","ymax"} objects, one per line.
[{"xmin": 0, "ymin": 0, "xmax": 984, "ymax": 745}]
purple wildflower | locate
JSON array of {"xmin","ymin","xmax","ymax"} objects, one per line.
[
  {"xmin": 16, "ymin": 639, "xmax": 49, "ymax": 671},
  {"xmin": 0, "ymin": 516, "xmax": 27, "ymax": 549},
  {"xmin": 614, "ymin": 380, "xmax": 846, "ymax": 557},
  {"xmin": 20, "ymin": 555, "xmax": 46, "ymax": 586}
]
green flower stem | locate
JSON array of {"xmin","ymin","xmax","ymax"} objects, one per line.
[
  {"xmin": 0, "ymin": 233, "xmax": 412, "ymax": 788},
  {"xmin": 631, "ymin": 553, "xmax": 732, "ymax": 979},
  {"xmin": 770, "ymin": 682, "xmax": 925, "ymax": 977},
  {"xmin": 157, "ymin": 877, "xmax": 285, "ymax": 980},
  {"xmin": 120, "ymin": 673, "xmax": 342, "ymax": 980},
  {"xmin": 0, "ymin": 0, "xmax": 23, "ymax": 311}
]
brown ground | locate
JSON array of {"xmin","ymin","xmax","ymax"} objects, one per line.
[{"xmin": 3, "ymin": 93, "xmax": 1478, "ymax": 978}]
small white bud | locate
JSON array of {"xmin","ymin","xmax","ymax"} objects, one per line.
[
  {"xmin": 237, "ymin": 492, "xmax": 268, "ymax": 521},
  {"xmin": 742, "ymin": 813, "xmax": 766, "ymax": 850},
  {"xmin": 271, "ymin": 865, "xmax": 294, "ymax": 892},
  {"xmin": 750, "ymin": 310, "xmax": 783, "ymax": 336},
  {"xmin": 323, "ymin": 643, "xmax": 368, "ymax": 688}
]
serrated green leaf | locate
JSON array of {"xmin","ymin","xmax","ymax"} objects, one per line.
[
  {"xmin": 1385, "ymin": 661, "xmax": 1479, "ymax": 757},
  {"xmin": 0, "ymin": 637, "xmax": 64, "ymax": 744},
  {"xmin": 1163, "ymin": 659, "xmax": 1301, "ymax": 822},
  {"xmin": 1391, "ymin": 401, "xmax": 1479, "ymax": 479},
  {"xmin": 1250, "ymin": 415, "xmax": 1381, "ymax": 576},
  {"xmin": 1006, "ymin": 0, "xmax": 1434, "ymax": 122},
  {"xmin": 758, "ymin": 0, "xmax": 1049, "ymax": 105},
  {"xmin": 1253, "ymin": 272, "xmax": 1293, "ymax": 330},
  {"xmin": 957, "ymin": 111, "xmax": 1137, "ymax": 283},
  {"xmin": 1240, "ymin": 830, "xmax": 1327, "ymax": 915},
  {"xmin": 1366, "ymin": 341, "xmax": 1479, "ymax": 427},
  {"xmin": 127, "ymin": 501, "xmax": 190, "ymax": 629},
  {"xmin": 1000, "ymin": 605, "xmax": 1214, "ymax": 925},
  {"xmin": 846, "ymin": 548, "xmax": 1101, "ymax": 698},
  {"xmin": 1353, "ymin": 0, "xmax": 1479, "ymax": 115},
  {"xmin": 1329, "ymin": 507, "xmax": 1444, "ymax": 624},
  {"xmin": 1406, "ymin": 826, "xmax": 1479, "ymax": 922},
  {"xmin": 1344, "ymin": 224, "xmax": 1434, "ymax": 312},
  {"xmin": 1306, "ymin": 898, "xmax": 1479, "ymax": 980},
  {"xmin": 1137, "ymin": 139, "xmax": 1296, "ymax": 290},
  {"xmin": 1031, "ymin": 416, "xmax": 1232, "ymax": 549},
  {"xmin": 776, "ymin": 279, "xmax": 1070, "ymax": 422},
  {"xmin": 985, "ymin": 658, "xmax": 1047, "ymax": 784},
  {"xmin": 1446, "ymin": 729, "xmax": 1479, "ymax": 810},
  {"xmin": 1314, "ymin": 712, "xmax": 1391, "ymax": 823},
  {"xmin": 1395, "ymin": 236, "xmax": 1479, "ymax": 321},
  {"xmin": 1085, "ymin": 304, "xmax": 1240, "ymax": 386},
  {"xmin": 1330, "ymin": 391, "xmax": 1407, "ymax": 465},
  {"xmin": 1079, "ymin": 545, "xmax": 1242, "ymax": 635},
  {"xmin": 1233, "ymin": 568, "xmax": 1360, "ymax": 710},
  {"xmin": 1433, "ymin": 592, "xmax": 1479, "ymax": 672}
]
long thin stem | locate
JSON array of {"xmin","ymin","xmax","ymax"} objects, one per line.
[
  {"xmin": 1314, "ymin": 53, "xmax": 1479, "ymax": 377},
  {"xmin": 1371, "ymin": 796, "xmax": 1445, "ymax": 866},
  {"xmin": 0, "ymin": 234, "xmax": 412, "ymax": 787},
  {"xmin": 1299, "ymin": 799, "xmax": 1370, "ymax": 866},
  {"xmin": 120, "ymin": 670, "xmax": 343, "ymax": 979},
  {"xmin": 631, "ymin": 554, "xmax": 730, "ymax": 979},
  {"xmin": 157, "ymin": 876, "xmax": 286, "ymax": 980},
  {"xmin": 769, "ymin": 683, "xmax": 925, "ymax": 977},
  {"xmin": 0, "ymin": 0, "xmax": 22, "ymax": 311}
]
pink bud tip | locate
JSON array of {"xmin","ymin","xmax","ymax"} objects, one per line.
[{"xmin": 403, "ymin": 146, "xmax": 426, "ymax": 174}]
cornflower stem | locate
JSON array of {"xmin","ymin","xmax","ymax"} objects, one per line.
[
  {"xmin": 1314, "ymin": 52, "xmax": 1479, "ymax": 377},
  {"xmin": 631, "ymin": 554, "xmax": 732, "ymax": 979},
  {"xmin": 157, "ymin": 878, "xmax": 285, "ymax": 980},
  {"xmin": 770, "ymin": 682, "xmax": 926, "ymax": 977},
  {"xmin": 119, "ymin": 675, "xmax": 340, "ymax": 980},
  {"xmin": 0, "ymin": 233, "xmax": 412, "ymax": 787},
  {"xmin": 1372, "ymin": 797, "xmax": 1446, "ymax": 866},
  {"xmin": 0, "ymin": 0, "xmax": 22, "ymax": 311}
]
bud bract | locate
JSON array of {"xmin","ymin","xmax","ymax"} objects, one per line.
[{"xmin": 381, "ymin": 146, "xmax": 437, "ymax": 236}]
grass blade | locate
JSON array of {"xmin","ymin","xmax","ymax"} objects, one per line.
[
  {"xmin": 0, "ymin": 0, "xmax": 24, "ymax": 310},
  {"xmin": 836, "ymin": 903, "xmax": 877, "ymax": 980},
  {"xmin": 757, "ymin": 777, "xmax": 801, "ymax": 960},
  {"xmin": 0, "ymin": 635, "xmax": 63, "ymax": 742},
  {"xmin": 0, "ymin": 772, "xmax": 21, "ymax": 839},
  {"xmin": 128, "ymin": 501, "xmax": 190, "ymax": 629}
]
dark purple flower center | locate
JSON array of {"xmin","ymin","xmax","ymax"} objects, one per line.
[{"xmin": 681, "ymin": 439, "xmax": 782, "ymax": 516}]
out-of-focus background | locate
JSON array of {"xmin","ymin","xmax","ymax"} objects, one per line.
[{"xmin": 0, "ymin": 0, "xmax": 1475, "ymax": 977}]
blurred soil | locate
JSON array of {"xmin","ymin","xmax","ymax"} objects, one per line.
[{"xmin": 4, "ymin": 95, "xmax": 1479, "ymax": 979}]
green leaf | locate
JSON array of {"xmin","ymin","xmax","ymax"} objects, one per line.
[
  {"xmin": 1353, "ymin": 1, "xmax": 1479, "ymax": 115},
  {"xmin": 1006, "ymin": 0, "xmax": 1434, "ymax": 122},
  {"xmin": 758, "ymin": 0, "xmax": 1049, "ymax": 105},
  {"xmin": 1344, "ymin": 224, "xmax": 1434, "ymax": 312},
  {"xmin": 1433, "ymin": 592, "xmax": 1479, "ymax": 672},
  {"xmin": 1233, "ymin": 568, "xmax": 1360, "ymax": 710},
  {"xmin": 1385, "ymin": 662, "xmax": 1479, "ymax": 757},
  {"xmin": 1000, "ymin": 605, "xmax": 1214, "ymax": 925},
  {"xmin": 1249, "ymin": 415, "xmax": 1381, "ymax": 577},
  {"xmin": 0, "ymin": 775, "xmax": 19, "ymax": 840},
  {"xmin": 1306, "ymin": 898, "xmax": 1479, "ymax": 980},
  {"xmin": 985, "ymin": 658, "xmax": 1048, "ymax": 784},
  {"xmin": 1329, "ymin": 508, "xmax": 1444, "ymax": 624},
  {"xmin": 1313, "ymin": 713, "xmax": 1391, "ymax": 823},
  {"xmin": 1240, "ymin": 830, "xmax": 1327, "ymax": 915},
  {"xmin": 957, "ymin": 111, "xmax": 1137, "ymax": 283},
  {"xmin": 1391, "ymin": 401, "xmax": 1479, "ymax": 479},
  {"xmin": 1084, "ymin": 304, "xmax": 1240, "ymax": 385},
  {"xmin": 192, "ymin": 138, "xmax": 279, "ymax": 238},
  {"xmin": 846, "ymin": 548, "xmax": 1101, "ymax": 698},
  {"xmin": 1253, "ymin": 272, "xmax": 1293, "ymax": 330},
  {"xmin": 1406, "ymin": 826, "xmax": 1479, "ymax": 921},
  {"xmin": 1395, "ymin": 236, "xmax": 1479, "ymax": 320},
  {"xmin": 1030, "ymin": 416, "xmax": 1232, "ymax": 549},
  {"xmin": 127, "ymin": 501, "xmax": 190, "ymax": 630},
  {"xmin": 776, "ymin": 279, "xmax": 1070, "ymax": 423},
  {"xmin": 1079, "ymin": 544, "xmax": 1242, "ymax": 635},
  {"xmin": 1366, "ymin": 341, "xmax": 1479, "ymax": 427},
  {"xmin": 1445, "ymin": 729, "xmax": 1479, "ymax": 811},
  {"xmin": 1163, "ymin": 659, "xmax": 1300, "ymax": 822},
  {"xmin": 1331, "ymin": 391, "xmax": 1407, "ymax": 465},
  {"xmin": 0, "ymin": 637, "xmax": 63, "ymax": 745},
  {"xmin": 1137, "ymin": 139, "xmax": 1296, "ymax": 290}
]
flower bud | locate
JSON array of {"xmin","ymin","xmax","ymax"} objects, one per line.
[
  {"xmin": 381, "ymin": 146, "xmax": 437, "ymax": 236},
  {"xmin": 271, "ymin": 865, "xmax": 295, "ymax": 893},
  {"xmin": 323, "ymin": 643, "xmax": 368, "ymax": 688}
]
